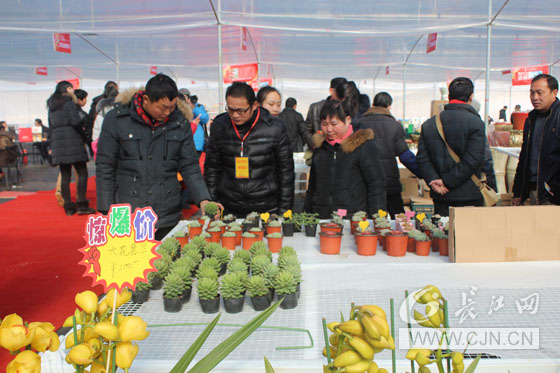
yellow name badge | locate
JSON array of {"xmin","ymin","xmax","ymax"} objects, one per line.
[{"xmin": 235, "ymin": 157, "xmax": 249, "ymax": 178}]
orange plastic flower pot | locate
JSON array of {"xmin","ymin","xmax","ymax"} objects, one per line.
[
  {"xmin": 320, "ymin": 222, "xmax": 343, "ymax": 235},
  {"xmin": 415, "ymin": 240, "xmax": 431, "ymax": 256},
  {"xmin": 350, "ymin": 220, "xmax": 359, "ymax": 235},
  {"xmin": 208, "ymin": 230, "xmax": 221, "ymax": 243},
  {"xmin": 197, "ymin": 218, "xmax": 206, "ymax": 228},
  {"xmin": 234, "ymin": 230, "xmax": 242, "ymax": 245},
  {"xmin": 242, "ymin": 236, "xmax": 258, "ymax": 250},
  {"xmin": 189, "ymin": 226, "xmax": 203, "ymax": 239},
  {"xmin": 431, "ymin": 237, "xmax": 439, "ymax": 252},
  {"xmin": 386, "ymin": 234, "xmax": 408, "ymax": 257},
  {"xmin": 267, "ymin": 237, "xmax": 283, "ymax": 253},
  {"xmin": 221, "ymin": 235, "xmax": 237, "ymax": 250},
  {"xmin": 251, "ymin": 230, "xmax": 264, "ymax": 241},
  {"xmin": 319, "ymin": 231, "xmax": 342, "ymax": 255},
  {"xmin": 355, "ymin": 233, "xmax": 378, "ymax": 256},
  {"xmin": 266, "ymin": 225, "xmax": 282, "ymax": 236},
  {"xmin": 176, "ymin": 236, "xmax": 189, "ymax": 247},
  {"xmin": 438, "ymin": 238, "xmax": 449, "ymax": 256},
  {"xmin": 407, "ymin": 236, "xmax": 415, "ymax": 252}
]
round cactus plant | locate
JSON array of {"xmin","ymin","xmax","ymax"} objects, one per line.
[
  {"xmin": 197, "ymin": 277, "xmax": 219, "ymax": 300},
  {"xmin": 247, "ymin": 275, "xmax": 268, "ymax": 298},
  {"xmin": 163, "ymin": 272, "xmax": 185, "ymax": 299},
  {"xmin": 261, "ymin": 262, "xmax": 280, "ymax": 289},
  {"xmin": 251, "ymin": 255, "xmax": 272, "ymax": 277},
  {"xmin": 220, "ymin": 272, "xmax": 245, "ymax": 299},
  {"xmin": 274, "ymin": 271, "xmax": 297, "ymax": 296}
]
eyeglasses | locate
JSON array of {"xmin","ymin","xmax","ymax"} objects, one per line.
[{"xmin": 226, "ymin": 105, "xmax": 251, "ymax": 115}]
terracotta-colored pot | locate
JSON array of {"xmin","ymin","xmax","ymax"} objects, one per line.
[
  {"xmin": 233, "ymin": 230, "xmax": 242, "ymax": 245},
  {"xmin": 208, "ymin": 230, "xmax": 221, "ymax": 243},
  {"xmin": 438, "ymin": 238, "xmax": 449, "ymax": 256},
  {"xmin": 220, "ymin": 226, "xmax": 226, "ymax": 235},
  {"xmin": 242, "ymin": 236, "xmax": 258, "ymax": 250},
  {"xmin": 266, "ymin": 225, "xmax": 282, "ymax": 236},
  {"xmin": 176, "ymin": 236, "xmax": 189, "ymax": 247},
  {"xmin": 197, "ymin": 218, "xmax": 207, "ymax": 228},
  {"xmin": 386, "ymin": 234, "xmax": 408, "ymax": 257},
  {"xmin": 320, "ymin": 222, "xmax": 343, "ymax": 235},
  {"xmin": 379, "ymin": 235, "xmax": 387, "ymax": 251},
  {"xmin": 415, "ymin": 240, "xmax": 431, "ymax": 256},
  {"xmin": 355, "ymin": 233, "xmax": 378, "ymax": 256},
  {"xmin": 407, "ymin": 236, "xmax": 415, "ymax": 253},
  {"xmin": 350, "ymin": 220, "xmax": 360, "ymax": 235},
  {"xmin": 251, "ymin": 230, "xmax": 264, "ymax": 241},
  {"xmin": 319, "ymin": 231, "xmax": 342, "ymax": 255},
  {"xmin": 221, "ymin": 235, "xmax": 237, "ymax": 250},
  {"xmin": 189, "ymin": 226, "xmax": 203, "ymax": 239},
  {"xmin": 431, "ymin": 237, "xmax": 439, "ymax": 252},
  {"xmin": 267, "ymin": 236, "xmax": 283, "ymax": 253}
]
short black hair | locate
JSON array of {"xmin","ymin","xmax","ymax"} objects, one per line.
[
  {"xmin": 330, "ymin": 77, "xmax": 347, "ymax": 89},
  {"xmin": 190, "ymin": 95, "xmax": 198, "ymax": 104},
  {"xmin": 373, "ymin": 92, "xmax": 393, "ymax": 108},
  {"xmin": 145, "ymin": 74, "xmax": 178, "ymax": 102},
  {"xmin": 74, "ymin": 89, "xmax": 88, "ymax": 100},
  {"xmin": 35, "ymin": 118, "xmax": 42, "ymax": 125},
  {"xmin": 104, "ymin": 80, "xmax": 117, "ymax": 89},
  {"xmin": 335, "ymin": 81, "xmax": 360, "ymax": 118},
  {"xmin": 256, "ymin": 86, "xmax": 280, "ymax": 104},
  {"xmin": 319, "ymin": 99, "xmax": 350, "ymax": 122},
  {"xmin": 448, "ymin": 77, "xmax": 474, "ymax": 102},
  {"xmin": 226, "ymin": 81, "xmax": 256, "ymax": 105},
  {"xmin": 532, "ymin": 74, "xmax": 559, "ymax": 92},
  {"xmin": 285, "ymin": 97, "xmax": 297, "ymax": 108}
]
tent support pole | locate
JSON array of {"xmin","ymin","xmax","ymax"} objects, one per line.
[
  {"xmin": 210, "ymin": 0, "xmax": 224, "ymax": 113},
  {"xmin": 484, "ymin": 0, "xmax": 492, "ymax": 127},
  {"xmin": 115, "ymin": 42, "xmax": 120, "ymax": 86},
  {"xmin": 373, "ymin": 66, "xmax": 382, "ymax": 100},
  {"xmin": 402, "ymin": 35, "xmax": 423, "ymax": 122}
]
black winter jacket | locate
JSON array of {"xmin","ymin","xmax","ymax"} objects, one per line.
[
  {"xmin": 204, "ymin": 107, "xmax": 295, "ymax": 216},
  {"xmin": 354, "ymin": 106, "xmax": 410, "ymax": 195},
  {"xmin": 304, "ymin": 129, "xmax": 386, "ymax": 218},
  {"xmin": 417, "ymin": 103, "xmax": 486, "ymax": 202},
  {"xmin": 278, "ymin": 107, "xmax": 313, "ymax": 151},
  {"xmin": 305, "ymin": 97, "xmax": 328, "ymax": 139},
  {"xmin": 48, "ymin": 93, "xmax": 89, "ymax": 166},
  {"xmin": 513, "ymin": 98, "xmax": 560, "ymax": 205},
  {"xmin": 96, "ymin": 88, "xmax": 211, "ymax": 229}
]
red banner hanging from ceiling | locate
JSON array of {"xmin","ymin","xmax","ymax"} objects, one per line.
[
  {"xmin": 223, "ymin": 63, "xmax": 258, "ymax": 84},
  {"xmin": 426, "ymin": 33, "xmax": 437, "ymax": 54},
  {"xmin": 241, "ymin": 27, "xmax": 248, "ymax": 51},
  {"xmin": 149, "ymin": 66, "xmax": 157, "ymax": 75},
  {"xmin": 35, "ymin": 67, "xmax": 48, "ymax": 76},
  {"xmin": 53, "ymin": 33, "xmax": 72, "ymax": 54},
  {"xmin": 512, "ymin": 65, "xmax": 549, "ymax": 86}
]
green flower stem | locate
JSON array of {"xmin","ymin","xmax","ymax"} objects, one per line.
[
  {"xmin": 390, "ymin": 298, "xmax": 396, "ymax": 373},
  {"xmin": 72, "ymin": 316, "xmax": 78, "ymax": 346},
  {"xmin": 444, "ymin": 299, "xmax": 451, "ymax": 372},
  {"xmin": 321, "ymin": 318, "xmax": 332, "ymax": 365},
  {"xmin": 405, "ymin": 290, "xmax": 416, "ymax": 373}
]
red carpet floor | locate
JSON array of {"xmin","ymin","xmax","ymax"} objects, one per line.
[{"xmin": 0, "ymin": 178, "xmax": 198, "ymax": 369}]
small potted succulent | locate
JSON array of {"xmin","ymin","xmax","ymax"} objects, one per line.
[
  {"xmin": 221, "ymin": 231, "xmax": 237, "ymax": 251},
  {"xmin": 385, "ymin": 230, "xmax": 408, "ymax": 257},
  {"xmin": 197, "ymin": 277, "xmax": 220, "ymax": 314},
  {"xmin": 199, "ymin": 256, "xmax": 221, "ymax": 276},
  {"xmin": 198, "ymin": 214, "xmax": 211, "ymax": 229},
  {"xmin": 159, "ymin": 238, "xmax": 181, "ymax": 260},
  {"xmin": 152, "ymin": 255, "xmax": 172, "ymax": 290},
  {"xmin": 223, "ymin": 213, "xmax": 236, "ymax": 224},
  {"xmin": 378, "ymin": 228, "xmax": 392, "ymax": 251},
  {"xmin": 302, "ymin": 212, "xmax": 320, "ymax": 237},
  {"xmin": 220, "ymin": 272, "xmax": 245, "ymax": 313},
  {"xmin": 190, "ymin": 235, "xmax": 208, "ymax": 252},
  {"xmin": 227, "ymin": 257, "xmax": 248, "ymax": 274},
  {"xmin": 249, "ymin": 227, "xmax": 264, "ymax": 241},
  {"xmin": 281, "ymin": 210, "xmax": 294, "ymax": 237},
  {"xmin": 203, "ymin": 242, "xmax": 220, "ymax": 258},
  {"xmin": 274, "ymin": 271, "xmax": 298, "ymax": 309},
  {"xmin": 374, "ymin": 217, "xmax": 391, "ymax": 234},
  {"xmin": 227, "ymin": 224, "xmax": 243, "ymax": 246},
  {"xmin": 242, "ymin": 232, "xmax": 258, "ymax": 250},
  {"xmin": 409, "ymin": 230, "xmax": 431, "ymax": 256},
  {"xmin": 284, "ymin": 265, "xmax": 303, "ymax": 299},
  {"xmin": 232, "ymin": 249, "xmax": 252, "ymax": 268},
  {"xmin": 163, "ymin": 272, "xmax": 185, "ymax": 312},
  {"xmin": 247, "ymin": 275, "xmax": 271, "ymax": 311},
  {"xmin": 171, "ymin": 258, "xmax": 195, "ymax": 302},
  {"xmin": 261, "ymin": 262, "xmax": 280, "ymax": 302},
  {"xmin": 188, "ymin": 220, "xmax": 203, "ymax": 239},
  {"xmin": 250, "ymin": 241, "xmax": 272, "ymax": 260},
  {"xmin": 250, "ymin": 254, "xmax": 272, "ymax": 277},
  {"xmin": 181, "ymin": 242, "xmax": 202, "ymax": 264},
  {"xmin": 350, "ymin": 211, "xmax": 368, "ymax": 234},
  {"xmin": 173, "ymin": 228, "xmax": 189, "ymax": 248},
  {"xmin": 431, "ymin": 229, "xmax": 449, "ymax": 256},
  {"xmin": 196, "ymin": 265, "xmax": 219, "ymax": 280},
  {"xmin": 131, "ymin": 280, "xmax": 151, "ymax": 304},
  {"xmin": 278, "ymin": 245, "xmax": 297, "ymax": 258},
  {"xmin": 320, "ymin": 212, "xmax": 344, "ymax": 234},
  {"xmin": 265, "ymin": 220, "xmax": 282, "ymax": 236},
  {"xmin": 319, "ymin": 230, "xmax": 342, "ymax": 255},
  {"xmin": 212, "ymin": 245, "xmax": 232, "ymax": 275},
  {"xmin": 266, "ymin": 232, "xmax": 283, "ymax": 253},
  {"xmin": 277, "ymin": 253, "xmax": 300, "ymax": 271},
  {"xmin": 203, "ymin": 201, "xmax": 220, "ymax": 220},
  {"xmin": 354, "ymin": 222, "xmax": 379, "ymax": 256},
  {"xmin": 206, "ymin": 225, "xmax": 222, "ymax": 243}
]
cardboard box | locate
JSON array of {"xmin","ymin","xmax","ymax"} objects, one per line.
[
  {"xmin": 449, "ymin": 206, "xmax": 560, "ymax": 263},
  {"xmin": 401, "ymin": 177, "xmax": 419, "ymax": 204}
]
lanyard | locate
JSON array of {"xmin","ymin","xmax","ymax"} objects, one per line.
[{"xmin": 230, "ymin": 107, "xmax": 260, "ymax": 156}]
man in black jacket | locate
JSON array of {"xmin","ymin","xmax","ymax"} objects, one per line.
[
  {"xmin": 278, "ymin": 97, "xmax": 313, "ymax": 151},
  {"xmin": 204, "ymin": 82, "xmax": 294, "ymax": 217},
  {"xmin": 305, "ymin": 77, "xmax": 347, "ymax": 145},
  {"xmin": 416, "ymin": 77, "xmax": 486, "ymax": 216},
  {"xmin": 513, "ymin": 74, "xmax": 560, "ymax": 205},
  {"xmin": 96, "ymin": 74, "xmax": 220, "ymax": 240}
]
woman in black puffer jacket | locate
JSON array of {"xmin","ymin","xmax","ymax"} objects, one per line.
[
  {"xmin": 304, "ymin": 100, "xmax": 386, "ymax": 218},
  {"xmin": 47, "ymin": 81, "xmax": 95, "ymax": 215}
]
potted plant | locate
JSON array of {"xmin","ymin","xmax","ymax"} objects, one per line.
[
  {"xmin": 159, "ymin": 238, "xmax": 181, "ymax": 260},
  {"xmin": 247, "ymin": 275, "xmax": 271, "ymax": 311},
  {"xmin": 354, "ymin": 224, "xmax": 379, "ymax": 256},
  {"xmin": 350, "ymin": 211, "xmax": 367, "ymax": 234},
  {"xmin": 188, "ymin": 221, "xmax": 203, "ymax": 239},
  {"xmin": 420, "ymin": 219, "xmax": 436, "ymax": 237},
  {"xmin": 284, "ymin": 265, "xmax": 303, "ymax": 299},
  {"xmin": 292, "ymin": 212, "xmax": 304, "ymax": 233},
  {"xmin": 212, "ymin": 245, "xmax": 231, "ymax": 275},
  {"xmin": 182, "ymin": 242, "xmax": 201, "ymax": 262},
  {"xmin": 250, "ymin": 241, "xmax": 272, "ymax": 260},
  {"xmin": 131, "ymin": 280, "xmax": 151, "ymax": 304},
  {"xmin": 220, "ymin": 273, "xmax": 245, "ymax": 313},
  {"xmin": 374, "ymin": 217, "xmax": 391, "ymax": 234},
  {"xmin": 411, "ymin": 230, "xmax": 431, "ymax": 256},
  {"xmin": 197, "ymin": 277, "xmax": 220, "ymax": 314},
  {"xmin": 232, "ymin": 248, "xmax": 252, "ymax": 268},
  {"xmin": 227, "ymin": 257, "xmax": 248, "ymax": 274},
  {"xmin": 198, "ymin": 215, "xmax": 210, "ymax": 229},
  {"xmin": 223, "ymin": 213, "xmax": 236, "ymax": 224},
  {"xmin": 432, "ymin": 229, "xmax": 449, "ymax": 256},
  {"xmin": 227, "ymin": 224, "xmax": 243, "ymax": 246},
  {"xmin": 221, "ymin": 231, "xmax": 237, "ymax": 251},
  {"xmin": 265, "ymin": 220, "xmax": 282, "ymax": 236},
  {"xmin": 385, "ymin": 230, "xmax": 408, "ymax": 257},
  {"xmin": 163, "ymin": 272, "xmax": 185, "ymax": 312},
  {"xmin": 152, "ymin": 255, "xmax": 172, "ymax": 290},
  {"xmin": 196, "ymin": 265, "xmax": 219, "ymax": 281},
  {"xmin": 281, "ymin": 210, "xmax": 294, "ymax": 237},
  {"xmin": 173, "ymin": 229, "xmax": 189, "ymax": 248},
  {"xmin": 319, "ymin": 231, "xmax": 342, "ymax": 255},
  {"xmin": 302, "ymin": 212, "xmax": 319, "ymax": 237},
  {"xmin": 171, "ymin": 257, "xmax": 195, "ymax": 302},
  {"xmin": 242, "ymin": 232, "xmax": 258, "ymax": 250},
  {"xmin": 278, "ymin": 245, "xmax": 297, "ymax": 258},
  {"xmin": 277, "ymin": 253, "xmax": 300, "ymax": 270},
  {"xmin": 266, "ymin": 232, "xmax": 283, "ymax": 253},
  {"xmin": 274, "ymin": 271, "xmax": 298, "ymax": 309},
  {"xmin": 203, "ymin": 201, "xmax": 220, "ymax": 220},
  {"xmin": 251, "ymin": 254, "xmax": 272, "ymax": 277},
  {"xmin": 206, "ymin": 226, "xmax": 222, "ymax": 243},
  {"xmin": 320, "ymin": 212, "xmax": 344, "ymax": 234},
  {"xmin": 208, "ymin": 219, "xmax": 226, "ymax": 234},
  {"xmin": 249, "ymin": 227, "xmax": 264, "ymax": 241},
  {"xmin": 261, "ymin": 262, "xmax": 280, "ymax": 302},
  {"xmin": 190, "ymin": 235, "xmax": 208, "ymax": 252}
]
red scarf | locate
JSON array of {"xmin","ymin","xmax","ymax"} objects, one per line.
[
  {"xmin": 449, "ymin": 99, "xmax": 467, "ymax": 104},
  {"xmin": 325, "ymin": 124, "xmax": 353, "ymax": 146},
  {"xmin": 133, "ymin": 91, "xmax": 169, "ymax": 128}
]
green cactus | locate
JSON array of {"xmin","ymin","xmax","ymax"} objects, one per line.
[
  {"xmin": 220, "ymin": 273, "xmax": 245, "ymax": 299},
  {"xmin": 203, "ymin": 202, "xmax": 219, "ymax": 217},
  {"xmin": 169, "ymin": 265, "xmax": 193, "ymax": 289},
  {"xmin": 163, "ymin": 272, "xmax": 185, "ymax": 299},
  {"xmin": 379, "ymin": 228, "xmax": 392, "ymax": 237},
  {"xmin": 158, "ymin": 238, "xmax": 180, "ymax": 258},
  {"xmin": 431, "ymin": 229, "xmax": 448, "ymax": 239},
  {"xmin": 242, "ymin": 232, "xmax": 256, "ymax": 238},
  {"xmin": 248, "ymin": 227, "xmax": 262, "ymax": 233},
  {"xmin": 235, "ymin": 271, "xmax": 249, "ymax": 290},
  {"xmin": 246, "ymin": 275, "xmax": 269, "ymax": 298},
  {"xmin": 197, "ymin": 277, "xmax": 219, "ymax": 300},
  {"xmin": 352, "ymin": 211, "xmax": 367, "ymax": 220},
  {"xmin": 212, "ymin": 246, "xmax": 231, "ymax": 266},
  {"xmin": 200, "ymin": 257, "xmax": 221, "ymax": 273},
  {"xmin": 147, "ymin": 271, "xmax": 158, "ymax": 286},
  {"xmin": 154, "ymin": 255, "xmax": 172, "ymax": 279},
  {"xmin": 228, "ymin": 225, "xmax": 242, "ymax": 232},
  {"xmin": 135, "ymin": 280, "xmax": 152, "ymax": 291},
  {"xmin": 172, "ymin": 256, "xmax": 196, "ymax": 274},
  {"xmin": 261, "ymin": 262, "xmax": 280, "ymax": 289},
  {"xmin": 250, "ymin": 242, "xmax": 271, "ymax": 259},
  {"xmin": 284, "ymin": 265, "xmax": 302, "ymax": 284},
  {"xmin": 251, "ymin": 255, "xmax": 272, "ymax": 277},
  {"xmin": 196, "ymin": 265, "xmax": 218, "ymax": 280},
  {"xmin": 208, "ymin": 219, "xmax": 226, "ymax": 229},
  {"xmin": 274, "ymin": 271, "xmax": 297, "ymax": 296},
  {"xmin": 266, "ymin": 232, "xmax": 282, "ymax": 238},
  {"xmin": 330, "ymin": 212, "xmax": 344, "ymax": 226},
  {"xmin": 183, "ymin": 246, "xmax": 202, "ymax": 265},
  {"xmin": 173, "ymin": 229, "xmax": 187, "ymax": 238},
  {"xmin": 232, "ymin": 249, "xmax": 252, "ymax": 267},
  {"xmin": 278, "ymin": 246, "xmax": 297, "ymax": 257},
  {"xmin": 267, "ymin": 220, "xmax": 281, "ymax": 227},
  {"xmin": 204, "ymin": 242, "xmax": 222, "ymax": 257},
  {"xmin": 188, "ymin": 220, "xmax": 202, "ymax": 228},
  {"xmin": 421, "ymin": 219, "xmax": 436, "ymax": 231},
  {"xmin": 222, "ymin": 231, "xmax": 236, "ymax": 237},
  {"xmin": 278, "ymin": 254, "xmax": 300, "ymax": 270},
  {"xmin": 227, "ymin": 221, "xmax": 242, "ymax": 229},
  {"xmin": 207, "ymin": 226, "xmax": 221, "ymax": 233},
  {"xmin": 190, "ymin": 235, "xmax": 207, "ymax": 250},
  {"xmin": 227, "ymin": 258, "xmax": 248, "ymax": 273}
]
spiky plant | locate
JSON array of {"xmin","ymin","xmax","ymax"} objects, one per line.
[
  {"xmin": 274, "ymin": 271, "xmax": 297, "ymax": 296},
  {"xmin": 246, "ymin": 275, "xmax": 268, "ymax": 298},
  {"xmin": 251, "ymin": 255, "xmax": 272, "ymax": 277},
  {"xmin": 232, "ymin": 249, "xmax": 252, "ymax": 267},
  {"xmin": 267, "ymin": 220, "xmax": 281, "ymax": 227},
  {"xmin": 261, "ymin": 262, "xmax": 280, "ymax": 289},
  {"xmin": 208, "ymin": 220, "xmax": 226, "ymax": 229},
  {"xmin": 204, "ymin": 242, "xmax": 222, "ymax": 258},
  {"xmin": 235, "ymin": 271, "xmax": 249, "ymax": 290},
  {"xmin": 223, "ymin": 213, "xmax": 235, "ymax": 223},
  {"xmin": 212, "ymin": 246, "xmax": 231, "ymax": 266},
  {"xmin": 203, "ymin": 201, "xmax": 219, "ymax": 217},
  {"xmin": 173, "ymin": 229, "xmax": 187, "ymax": 238},
  {"xmin": 135, "ymin": 280, "xmax": 152, "ymax": 291},
  {"xmin": 250, "ymin": 242, "xmax": 272, "ymax": 259},
  {"xmin": 200, "ymin": 257, "xmax": 221, "ymax": 273},
  {"xmin": 189, "ymin": 220, "xmax": 202, "ymax": 228},
  {"xmin": 158, "ymin": 238, "xmax": 180, "ymax": 258},
  {"xmin": 227, "ymin": 221, "xmax": 242, "ymax": 230},
  {"xmin": 197, "ymin": 277, "xmax": 219, "ymax": 300},
  {"xmin": 227, "ymin": 258, "xmax": 248, "ymax": 273},
  {"xmin": 190, "ymin": 235, "xmax": 208, "ymax": 250},
  {"xmin": 196, "ymin": 265, "xmax": 218, "ymax": 280},
  {"xmin": 330, "ymin": 212, "xmax": 344, "ymax": 226},
  {"xmin": 147, "ymin": 271, "xmax": 158, "ymax": 287},
  {"xmin": 279, "ymin": 246, "xmax": 297, "ymax": 257},
  {"xmin": 163, "ymin": 272, "xmax": 185, "ymax": 299},
  {"xmin": 278, "ymin": 254, "xmax": 300, "ymax": 270},
  {"xmin": 220, "ymin": 273, "xmax": 245, "ymax": 299},
  {"xmin": 431, "ymin": 229, "xmax": 448, "ymax": 239},
  {"xmin": 172, "ymin": 256, "xmax": 196, "ymax": 272},
  {"xmin": 183, "ymin": 247, "xmax": 202, "ymax": 266},
  {"xmin": 284, "ymin": 265, "xmax": 302, "ymax": 284},
  {"xmin": 207, "ymin": 226, "xmax": 221, "ymax": 233},
  {"xmin": 154, "ymin": 255, "xmax": 172, "ymax": 279},
  {"xmin": 170, "ymin": 260, "xmax": 194, "ymax": 289}
]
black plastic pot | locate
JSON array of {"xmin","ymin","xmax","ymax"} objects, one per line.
[
  {"xmin": 163, "ymin": 296, "xmax": 183, "ymax": 312},
  {"xmin": 267, "ymin": 287, "xmax": 275, "ymax": 302},
  {"xmin": 304, "ymin": 224, "xmax": 317, "ymax": 237},
  {"xmin": 250, "ymin": 295, "xmax": 271, "ymax": 311},
  {"xmin": 182, "ymin": 288, "xmax": 192, "ymax": 303},
  {"xmin": 278, "ymin": 292, "xmax": 298, "ymax": 309},
  {"xmin": 296, "ymin": 283, "xmax": 300, "ymax": 299},
  {"xmin": 223, "ymin": 297, "xmax": 244, "ymax": 313},
  {"xmin": 199, "ymin": 296, "xmax": 220, "ymax": 314},
  {"xmin": 131, "ymin": 289, "xmax": 149, "ymax": 304},
  {"xmin": 282, "ymin": 222, "xmax": 294, "ymax": 237},
  {"xmin": 219, "ymin": 263, "xmax": 227, "ymax": 276},
  {"xmin": 150, "ymin": 276, "xmax": 163, "ymax": 290}
]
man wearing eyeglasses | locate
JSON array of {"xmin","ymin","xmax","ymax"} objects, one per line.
[{"xmin": 204, "ymin": 82, "xmax": 295, "ymax": 217}]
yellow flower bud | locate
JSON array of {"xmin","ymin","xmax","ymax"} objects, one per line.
[
  {"xmin": 119, "ymin": 316, "xmax": 149, "ymax": 342},
  {"xmin": 94, "ymin": 321, "xmax": 120, "ymax": 341},
  {"xmin": 90, "ymin": 361, "xmax": 107, "ymax": 373},
  {"xmin": 97, "ymin": 300, "xmax": 109, "ymax": 316},
  {"xmin": 67, "ymin": 343, "xmax": 94, "ymax": 365},
  {"xmin": 0, "ymin": 314, "xmax": 35, "ymax": 352},
  {"xmin": 28, "ymin": 322, "xmax": 59, "ymax": 352},
  {"xmin": 105, "ymin": 288, "xmax": 132, "ymax": 309},
  {"xmin": 75, "ymin": 291, "xmax": 99, "ymax": 314},
  {"xmin": 416, "ymin": 351, "xmax": 432, "ymax": 366},
  {"xmin": 115, "ymin": 342, "xmax": 139, "ymax": 370},
  {"xmin": 6, "ymin": 350, "xmax": 41, "ymax": 373},
  {"xmin": 65, "ymin": 327, "xmax": 97, "ymax": 349},
  {"xmin": 87, "ymin": 337, "xmax": 102, "ymax": 357},
  {"xmin": 406, "ymin": 349, "xmax": 432, "ymax": 361},
  {"xmin": 283, "ymin": 210, "xmax": 292, "ymax": 219}
]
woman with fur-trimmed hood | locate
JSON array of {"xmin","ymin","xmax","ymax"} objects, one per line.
[
  {"xmin": 47, "ymin": 80, "xmax": 94, "ymax": 216},
  {"xmin": 304, "ymin": 100, "xmax": 386, "ymax": 218}
]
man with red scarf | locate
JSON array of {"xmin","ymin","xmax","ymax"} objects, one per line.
[
  {"xmin": 96, "ymin": 74, "xmax": 221, "ymax": 240},
  {"xmin": 416, "ymin": 77, "xmax": 487, "ymax": 216}
]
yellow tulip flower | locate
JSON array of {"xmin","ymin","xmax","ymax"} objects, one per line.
[
  {"xmin": 28, "ymin": 322, "xmax": 59, "ymax": 352},
  {"xmin": 67, "ymin": 343, "xmax": 94, "ymax": 365},
  {"xmin": 118, "ymin": 316, "xmax": 149, "ymax": 342},
  {"xmin": 0, "ymin": 314, "xmax": 36, "ymax": 352},
  {"xmin": 115, "ymin": 342, "xmax": 139, "ymax": 370},
  {"xmin": 104, "ymin": 288, "xmax": 132, "ymax": 309},
  {"xmin": 94, "ymin": 321, "xmax": 120, "ymax": 341},
  {"xmin": 75, "ymin": 291, "xmax": 99, "ymax": 314},
  {"xmin": 90, "ymin": 361, "xmax": 108, "ymax": 373},
  {"xmin": 406, "ymin": 348, "xmax": 432, "ymax": 360},
  {"xmin": 65, "ymin": 327, "xmax": 97, "ymax": 349},
  {"xmin": 6, "ymin": 350, "xmax": 41, "ymax": 373},
  {"xmin": 97, "ymin": 299, "xmax": 109, "ymax": 316},
  {"xmin": 116, "ymin": 313, "xmax": 126, "ymax": 326},
  {"xmin": 87, "ymin": 337, "xmax": 102, "ymax": 357}
]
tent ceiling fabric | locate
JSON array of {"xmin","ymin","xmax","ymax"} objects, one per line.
[{"xmin": 1, "ymin": 0, "xmax": 559, "ymax": 84}]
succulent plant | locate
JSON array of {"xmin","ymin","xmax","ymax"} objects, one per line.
[
  {"xmin": 261, "ymin": 262, "xmax": 280, "ymax": 289},
  {"xmin": 228, "ymin": 225, "xmax": 242, "ymax": 232},
  {"xmin": 204, "ymin": 242, "xmax": 222, "ymax": 257},
  {"xmin": 169, "ymin": 265, "xmax": 193, "ymax": 289},
  {"xmin": 158, "ymin": 238, "xmax": 180, "ymax": 257},
  {"xmin": 414, "ymin": 232, "xmax": 430, "ymax": 241},
  {"xmin": 209, "ymin": 220, "xmax": 226, "ymax": 228},
  {"xmin": 355, "ymin": 224, "xmax": 374, "ymax": 234},
  {"xmin": 190, "ymin": 235, "xmax": 207, "ymax": 250},
  {"xmin": 248, "ymin": 227, "xmax": 262, "ymax": 233},
  {"xmin": 431, "ymin": 229, "xmax": 448, "ymax": 239},
  {"xmin": 147, "ymin": 271, "xmax": 158, "ymax": 286},
  {"xmin": 274, "ymin": 271, "xmax": 297, "ymax": 295},
  {"xmin": 330, "ymin": 212, "xmax": 344, "ymax": 226},
  {"xmin": 246, "ymin": 212, "xmax": 259, "ymax": 220},
  {"xmin": 197, "ymin": 277, "xmax": 219, "ymax": 300},
  {"xmin": 421, "ymin": 220, "xmax": 436, "ymax": 231},
  {"xmin": 163, "ymin": 272, "xmax": 185, "ymax": 299},
  {"xmin": 199, "ymin": 232, "xmax": 212, "ymax": 239},
  {"xmin": 267, "ymin": 220, "xmax": 281, "ymax": 227},
  {"xmin": 266, "ymin": 232, "xmax": 282, "ymax": 238},
  {"xmin": 223, "ymin": 213, "xmax": 235, "ymax": 222},
  {"xmin": 242, "ymin": 232, "xmax": 256, "ymax": 238},
  {"xmin": 212, "ymin": 245, "xmax": 231, "ymax": 266},
  {"xmin": 277, "ymin": 254, "xmax": 300, "ymax": 270},
  {"xmin": 203, "ymin": 202, "xmax": 219, "ymax": 217},
  {"xmin": 246, "ymin": 275, "xmax": 269, "ymax": 298},
  {"xmin": 173, "ymin": 229, "xmax": 187, "ymax": 238},
  {"xmin": 200, "ymin": 257, "xmax": 221, "ymax": 273},
  {"xmin": 232, "ymin": 249, "xmax": 252, "ymax": 267},
  {"xmin": 183, "ymin": 246, "xmax": 202, "ymax": 265},
  {"xmin": 352, "ymin": 211, "xmax": 367, "ymax": 220},
  {"xmin": 222, "ymin": 231, "xmax": 236, "ymax": 237},
  {"xmin": 284, "ymin": 265, "xmax": 302, "ymax": 284},
  {"xmin": 196, "ymin": 265, "xmax": 219, "ymax": 280},
  {"xmin": 235, "ymin": 271, "xmax": 249, "ymax": 290},
  {"xmin": 379, "ymin": 228, "xmax": 392, "ymax": 237},
  {"xmin": 227, "ymin": 258, "xmax": 248, "ymax": 273},
  {"xmin": 172, "ymin": 256, "xmax": 196, "ymax": 274},
  {"xmin": 227, "ymin": 221, "xmax": 242, "ymax": 229},
  {"xmin": 375, "ymin": 218, "xmax": 391, "ymax": 228},
  {"xmin": 250, "ymin": 242, "xmax": 272, "ymax": 260},
  {"xmin": 207, "ymin": 226, "xmax": 221, "ymax": 233},
  {"xmin": 135, "ymin": 280, "xmax": 152, "ymax": 291},
  {"xmin": 251, "ymin": 254, "xmax": 272, "ymax": 277},
  {"xmin": 154, "ymin": 255, "xmax": 172, "ymax": 279},
  {"xmin": 189, "ymin": 221, "xmax": 202, "ymax": 228},
  {"xmin": 220, "ymin": 273, "xmax": 245, "ymax": 299},
  {"xmin": 279, "ymin": 246, "xmax": 297, "ymax": 257}
]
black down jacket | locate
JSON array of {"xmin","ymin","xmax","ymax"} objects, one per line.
[
  {"xmin": 304, "ymin": 129, "xmax": 386, "ymax": 218},
  {"xmin": 354, "ymin": 106, "xmax": 410, "ymax": 196},
  {"xmin": 416, "ymin": 103, "xmax": 486, "ymax": 202},
  {"xmin": 278, "ymin": 107, "xmax": 313, "ymax": 152},
  {"xmin": 204, "ymin": 107, "xmax": 295, "ymax": 216},
  {"xmin": 48, "ymin": 93, "xmax": 89, "ymax": 165},
  {"xmin": 96, "ymin": 88, "xmax": 210, "ymax": 229}
]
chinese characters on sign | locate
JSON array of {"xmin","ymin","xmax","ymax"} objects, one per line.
[
  {"xmin": 426, "ymin": 33, "xmax": 437, "ymax": 54},
  {"xmin": 512, "ymin": 65, "xmax": 549, "ymax": 86},
  {"xmin": 53, "ymin": 33, "xmax": 71, "ymax": 54},
  {"xmin": 35, "ymin": 67, "xmax": 48, "ymax": 76}
]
